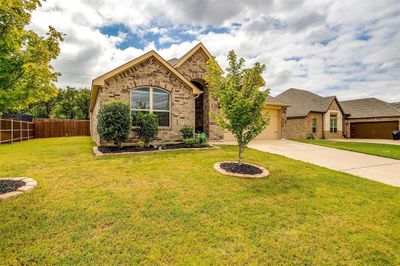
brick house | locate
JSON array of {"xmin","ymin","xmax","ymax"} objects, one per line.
[
  {"xmin": 341, "ymin": 98, "xmax": 400, "ymax": 139},
  {"xmin": 89, "ymin": 43, "xmax": 289, "ymax": 145},
  {"xmin": 275, "ymin": 88, "xmax": 400, "ymax": 140},
  {"xmin": 275, "ymin": 88, "xmax": 345, "ymax": 139}
]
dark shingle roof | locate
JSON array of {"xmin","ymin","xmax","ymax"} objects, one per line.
[
  {"xmin": 265, "ymin": 95, "xmax": 290, "ymax": 106},
  {"xmin": 275, "ymin": 88, "xmax": 340, "ymax": 118},
  {"xmin": 391, "ymin": 102, "xmax": 400, "ymax": 110},
  {"xmin": 341, "ymin": 98, "xmax": 400, "ymax": 118},
  {"xmin": 167, "ymin": 58, "xmax": 179, "ymax": 65}
]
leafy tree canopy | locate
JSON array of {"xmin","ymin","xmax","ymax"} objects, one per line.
[
  {"xmin": 0, "ymin": 0, "xmax": 64, "ymax": 114},
  {"xmin": 206, "ymin": 50, "xmax": 270, "ymax": 163}
]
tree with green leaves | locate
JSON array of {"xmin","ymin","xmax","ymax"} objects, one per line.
[
  {"xmin": 97, "ymin": 100, "xmax": 132, "ymax": 148},
  {"xmin": 50, "ymin": 87, "xmax": 90, "ymax": 119},
  {"xmin": 0, "ymin": 0, "xmax": 64, "ymax": 114},
  {"xmin": 206, "ymin": 51, "xmax": 270, "ymax": 163},
  {"xmin": 24, "ymin": 87, "xmax": 90, "ymax": 119}
]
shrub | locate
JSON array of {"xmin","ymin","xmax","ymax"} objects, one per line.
[
  {"xmin": 136, "ymin": 112, "xmax": 158, "ymax": 146},
  {"xmin": 136, "ymin": 140, "xmax": 145, "ymax": 149},
  {"xmin": 306, "ymin": 133, "xmax": 315, "ymax": 140},
  {"xmin": 97, "ymin": 100, "xmax": 131, "ymax": 148},
  {"xmin": 180, "ymin": 125, "xmax": 194, "ymax": 139},
  {"xmin": 183, "ymin": 137, "xmax": 199, "ymax": 147}
]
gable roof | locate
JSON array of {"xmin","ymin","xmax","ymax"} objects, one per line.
[
  {"xmin": 173, "ymin": 42, "xmax": 223, "ymax": 72},
  {"xmin": 167, "ymin": 58, "xmax": 179, "ymax": 65},
  {"xmin": 275, "ymin": 88, "xmax": 345, "ymax": 118},
  {"xmin": 341, "ymin": 98, "xmax": 400, "ymax": 118},
  {"xmin": 90, "ymin": 50, "xmax": 202, "ymax": 111},
  {"xmin": 265, "ymin": 95, "xmax": 290, "ymax": 107},
  {"xmin": 391, "ymin": 102, "xmax": 400, "ymax": 110}
]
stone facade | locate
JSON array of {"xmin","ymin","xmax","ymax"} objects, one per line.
[
  {"xmin": 285, "ymin": 99, "xmax": 344, "ymax": 139},
  {"xmin": 323, "ymin": 99, "xmax": 343, "ymax": 139},
  {"xmin": 286, "ymin": 113, "xmax": 323, "ymax": 139},
  {"xmin": 280, "ymin": 107, "xmax": 288, "ymax": 139},
  {"xmin": 92, "ymin": 55, "xmax": 195, "ymax": 144},
  {"xmin": 176, "ymin": 49, "xmax": 223, "ymax": 140}
]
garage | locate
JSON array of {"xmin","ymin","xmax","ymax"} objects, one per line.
[
  {"xmin": 223, "ymin": 107, "xmax": 281, "ymax": 141},
  {"xmin": 350, "ymin": 121, "xmax": 399, "ymax": 139}
]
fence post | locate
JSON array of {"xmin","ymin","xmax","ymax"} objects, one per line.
[
  {"xmin": 11, "ymin": 119, "xmax": 13, "ymax": 143},
  {"xmin": 20, "ymin": 119, "xmax": 22, "ymax": 142}
]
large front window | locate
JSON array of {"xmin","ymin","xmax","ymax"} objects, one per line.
[
  {"xmin": 131, "ymin": 87, "xmax": 170, "ymax": 127},
  {"xmin": 330, "ymin": 114, "xmax": 338, "ymax": 133}
]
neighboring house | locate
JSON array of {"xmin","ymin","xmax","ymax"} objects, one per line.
[
  {"xmin": 275, "ymin": 88, "xmax": 345, "ymax": 139},
  {"xmin": 341, "ymin": 98, "xmax": 400, "ymax": 139},
  {"xmin": 89, "ymin": 43, "xmax": 288, "ymax": 145}
]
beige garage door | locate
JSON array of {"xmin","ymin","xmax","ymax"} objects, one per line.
[{"xmin": 223, "ymin": 108, "xmax": 280, "ymax": 140}]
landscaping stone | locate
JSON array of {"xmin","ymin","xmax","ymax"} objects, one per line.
[
  {"xmin": 17, "ymin": 186, "xmax": 35, "ymax": 192},
  {"xmin": 93, "ymin": 144, "xmax": 219, "ymax": 156},
  {"xmin": 22, "ymin": 178, "xmax": 35, "ymax": 183},
  {"xmin": 25, "ymin": 181, "xmax": 37, "ymax": 187},
  {"xmin": 0, "ymin": 177, "xmax": 37, "ymax": 200},
  {"xmin": 0, "ymin": 191, "xmax": 23, "ymax": 200}
]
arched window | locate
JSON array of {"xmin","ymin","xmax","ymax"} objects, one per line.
[{"xmin": 130, "ymin": 87, "xmax": 170, "ymax": 127}]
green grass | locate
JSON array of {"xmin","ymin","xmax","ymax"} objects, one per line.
[
  {"xmin": 1, "ymin": 137, "xmax": 399, "ymax": 265},
  {"xmin": 294, "ymin": 139, "xmax": 400, "ymax": 160}
]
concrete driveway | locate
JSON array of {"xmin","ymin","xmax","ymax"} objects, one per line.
[{"xmin": 217, "ymin": 139, "xmax": 400, "ymax": 187}]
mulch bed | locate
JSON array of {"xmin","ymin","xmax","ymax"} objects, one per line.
[
  {"xmin": 98, "ymin": 143, "xmax": 209, "ymax": 154},
  {"xmin": 220, "ymin": 162, "xmax": 263, "ymax": 175},
  {"xmin": 0, "ymin": 180, "xmax": 24, "ymax": 194}
]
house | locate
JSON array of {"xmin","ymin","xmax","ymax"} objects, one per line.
[
  {"xmin": 89, "ymin": 43, "xmax": 289, "ymax": 145},
  {"xmin": 341, "ymin": 98, "xmax": 400, "ymax": 139},
  {"xmin": 275, "ymin": 88, "xmax": 345, "ymax": 139}
]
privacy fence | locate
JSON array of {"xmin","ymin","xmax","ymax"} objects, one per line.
[{"xmin": 0, "ymin": 118, "xmax": 90, "ymax": 144}]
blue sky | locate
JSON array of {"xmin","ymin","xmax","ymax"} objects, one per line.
[{"xmin": 30, "ymin": 0, "xmax": 400, "ymax": 101}]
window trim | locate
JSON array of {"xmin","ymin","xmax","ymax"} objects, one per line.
[
  {"xmin": 330, "ymin": 116, "xmax": 338, "ymax": 133},
  {"xmin": 311, "ymin": 118, "xmax": 317, "ymax": 133},
  {"xmin": 130, "ymin": 87, "xmax": 171, "ymax": 128}
]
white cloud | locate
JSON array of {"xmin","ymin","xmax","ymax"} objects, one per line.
[{"xmin": 29, "ymin": 0, "xmax": 400, "ymax": 102}]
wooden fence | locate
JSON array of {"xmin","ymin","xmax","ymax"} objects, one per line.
[
  {"xmin": 34, "ymin": 118, "xmax": 90, "ymax": 138},
  {"xmin": 0, "ymin": 118, "xmax": 90, "ymax": 144},
  {"xmin": 0, "ymin": 118, "xmax": 35, "ymax": 144}
]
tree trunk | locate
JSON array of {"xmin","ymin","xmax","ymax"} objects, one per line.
[{"xmin": 238, "ymin": 142, "xmax": 244, "ymax": 164}]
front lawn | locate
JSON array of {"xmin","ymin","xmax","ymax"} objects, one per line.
[
  {"xmin": 294, "ymin": 139, "xmax": 400, "ymax": 160},
  {"xmin": 1, "ymin": 137, "xmax": 399, "ymax": 265}
]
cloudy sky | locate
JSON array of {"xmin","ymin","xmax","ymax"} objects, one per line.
[{"xmin": 30, "ymin": 0, "xmax": 400, "ymax": 101}]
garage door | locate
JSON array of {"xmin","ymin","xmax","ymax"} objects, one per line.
[
  {"xmin": 350, "ymin": 121, "xmax": 399, "ymax": 139},
  {"xmin": 223, "ymin": 108, "xmax": 280, "ymax": 140}
]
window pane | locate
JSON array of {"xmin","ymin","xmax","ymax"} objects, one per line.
[
  {"xmin": 153, "ymin": 88, "xmax": 169, "ymax": 110},
  {"xmin": 154, "ymin": 112, "xmax": 169, "ymax": 127},
  {"xmin": 131, "ymin": 110, "xmax": 149, "ymax": 126},
  {"xmin": 131, "ymin": 88, "xmax": 149, "ymax": 109}
]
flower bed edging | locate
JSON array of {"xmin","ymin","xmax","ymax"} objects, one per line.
[
  {"xmin": 93, "ymin": 144, "xmax": 220, "ymax": 156},
  {"xmin": 214, "ymin": 161, "xmax": 269, "ymax": 178},
  {"xmin": 0, "ymin": 177, "xmax": 37, "ymax": 200}
]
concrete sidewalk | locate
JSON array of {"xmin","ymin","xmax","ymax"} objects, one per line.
[{"xmin": 215, "ymin": 139, "xmax": 400, "ymax": 187}]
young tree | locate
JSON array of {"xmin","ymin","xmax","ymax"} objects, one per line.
[
  {"xmin": 206, "ymin": 51, "xmax": 270, "ymax": 163},
  {"xmin": 0, "ymin": 0, "xmax": 64, "ymax": 114}
]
